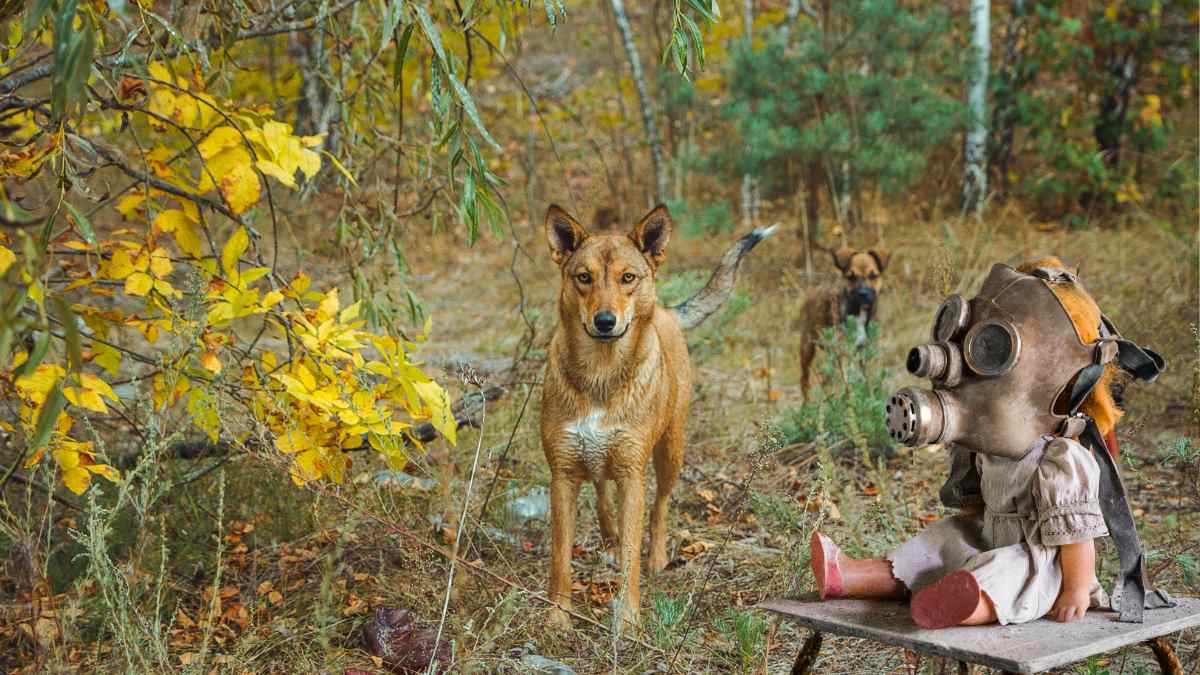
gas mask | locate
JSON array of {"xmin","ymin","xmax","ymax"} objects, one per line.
[{"xmin": 884, "ymin": 263, "xmax": 1163, "ymax": 459}]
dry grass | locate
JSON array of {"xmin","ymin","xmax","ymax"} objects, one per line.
[{"xmin": 2, "ymin": 201, "xmax": 1197, "ymax": 674}]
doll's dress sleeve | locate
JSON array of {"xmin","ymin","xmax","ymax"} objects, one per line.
[{"xmin": 1033, "ymin": 437, "xmax": 1109, "ymax": 546}]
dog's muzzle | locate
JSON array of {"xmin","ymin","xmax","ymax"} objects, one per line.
[{"xmin": 844, "ymin": 286, "xmax": 877, "ymax": 321}]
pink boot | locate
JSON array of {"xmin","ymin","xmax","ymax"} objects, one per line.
[
  {"xmin": 810, "ymin": 532, "xmax": 845, "ymax": 599},
  {"xmin": 910, "ymin": 570, "xmax": 982, "ymax": 629}
]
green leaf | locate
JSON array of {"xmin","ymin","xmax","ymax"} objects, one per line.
[
  {"xmin": 0, "ymin": 193, "xmax": 40, "ymax": 226},
  {"xmin": 15, "ymin": 328, "xmax": 49, "ymax": 379},
  {"xmin": 393, "ymin": 24, "xmax": 415, "ymax": 91},
  {"xmin": 63, "ymin": 202, "xmax": 95, "ymax": 245},
  {"xmin": 29, "ymin": 383, "xmax": 67, "ymax": 453},
  {"xmin": 412, "ymin": 4, "xmax": 500, "ymax": 149},
  {"xmin": 52, "ymin": 298, "xmax": 82, "ymax": 372},
  {"xmin": 22, "ymin": 0, "xmax": 54, "ymax": 35}
]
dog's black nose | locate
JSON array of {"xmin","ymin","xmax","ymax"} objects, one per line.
[
  {"xmin": 593, "ymin": 311, "xmax": 617, "ymax": 333},
  {"xmin": 855, "ymin": 286, "xmax": 876, "ymax": 302}
]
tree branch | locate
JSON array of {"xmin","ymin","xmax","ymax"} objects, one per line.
[{"xmin": 117, "ymin": 385, "xmax": 507, "ymax": 469}]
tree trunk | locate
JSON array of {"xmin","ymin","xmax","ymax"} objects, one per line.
[
  {"xmin": 1095, "ymin": 50, "xmax": 1138, "ymax": 168},
  {"xmin": 990, "ymin": 0, "xmax": 1030, "ymax": 197},
  {"xmin": 963, "ymin": 0, "xmax": 990, "ymax": 217},
  {"xmin": 291, "ymin": 31, "xmax": 340, "ymax": 155},
  {"xmin": 609, "ymin": 0, "xmax": 668, "ymax": 204},
  {"xmin": 601, "ymin": 0, "xmax": 637, "ymax": 218},
  {"xmin": 740, "ymin": 0, "xmax": 760, "ymax": 227},
  {"xmin": 780, "ymin": 0, "xmax": 819, "ymax": 43}
]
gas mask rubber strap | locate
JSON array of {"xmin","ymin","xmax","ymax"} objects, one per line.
[
  {"xmin": 1084, "ymin": 418, "xmax": 1176, "ymax": 622},
  {"xmin": 1101, "ymin": 314, "xmax": 1167, "ymax": 382},
  {"xmin": 1065, "ymin": 363, "xmax": 1106, "ymax": 417}
]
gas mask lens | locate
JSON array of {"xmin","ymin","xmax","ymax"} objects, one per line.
[
  {"xmin": 932, "ymin": 294, "xmax": 970, "ymax": 342},
  {"xmin": 963, "ymin": 320, "xmax": 1020, "ymax": 376}
]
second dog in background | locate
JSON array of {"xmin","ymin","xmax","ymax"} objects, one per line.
[{"xmin": 798, "ymin": 247, "xmax": 890, "ymax": 399}]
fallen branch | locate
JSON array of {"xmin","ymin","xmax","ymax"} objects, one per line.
[{"xmin": 116, "ymin": 385, "xmax": 506, "ymax": 469}]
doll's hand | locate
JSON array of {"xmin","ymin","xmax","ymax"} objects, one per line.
[{"xmin": 1050, "ymin": 584, "xmax": 1091, "ymax": 623}]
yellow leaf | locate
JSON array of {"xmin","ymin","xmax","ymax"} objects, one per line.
[
  {"xmin": 153, "ymin": 209, "xmax": 189, "ymax": 234},
  {"xmin": 413, "ymin": 380, "xmax": 456, "ymax": 445},
  {"xmin": 200, "ymin": 350, "xmax": 222, "ymax": 374},
  {"xmin": 207, "ymin": 302, "xmax": 234, "ymax": 326},
  {"xmin": 222, "ymin": 226, "xmax": 249, "ymax": 278},
  {"xmin": 125, "ymin": 272, "xmax": 153, "ymax": 296},
  {"xmin": 317, "ymin": 288, "xmax": 339, "ymax": 321},
  {"xmin": 115, "ymin": 192, "xmax": 145, "ymax": 218},
  {"xmin": 339, "ymin": 301, "xmax": 361, "ymax": 324},
  {"xmin": 290, "ymin": 447, "xmax": 322, "ymax": 484},
  {"xmin": 80, "ymin": 373, "xmax": 117, "ymax": 401},
  {"xmin": 255, "ymin": 159, "xmax": 296, "ymax": 188},
  {"xmin": 87, "ymin": 463, "xmax": 121, "ymax": 483},
  {"xmin": 221, "ymin": 162, "xmax": 260, "ymax": 215},
  {"xmin": 275, "ymin": 429, "xmax": 312, "ymax": 455},
  {"xmin": 93, "ymin": 344, "xmax": 122, "ymax": 377},
  {"xmin": 62, "ymin": 465, "xmax": 91, "ymax": 495},
  {"xmin": 198, "ymin": 126, "xmax": 244, "ymax": 160},
  {"xmin": 261, "ymin": 290, "xmax": 284, "ymax": 309},
  {"xmin": 175, "ymin": 218, "xmax": 203, "ymax": 258},
  {"xmin": 295, "ymin": 364, "xmax": 317, "ymax": 392},
  {"xmin": 65, "ymin": 386, "xmax": 108, "ymax": 413},
  {"xmin": 149, "ymin": 247, "xmax": 172, "ymax": 278},
  {"xmin": 0, "ymin": 245, "xmax": 14, "ymax": 275},
  {"xmin": 202, "ymin": 146, "xmax": 260, "ymax": 211},
  {"xmin": 107, "ymin": 249, "xmax": 136, "ymax": 279}
]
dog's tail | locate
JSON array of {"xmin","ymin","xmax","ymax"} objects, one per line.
[{"xmin": 670, "ymin": 224, "xmax": 778, "ymax": 331}]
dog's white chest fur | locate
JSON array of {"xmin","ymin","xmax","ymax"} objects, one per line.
[{"xmin": 564, "ymin": 410, "xmax": 618, "ymax": 479}]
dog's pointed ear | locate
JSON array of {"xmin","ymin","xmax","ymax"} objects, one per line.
[
  {"xmin": 832, "ymin": 247, "xmax": 856, "ymax": 273},
  {"xmin": 545, "ymin": 205, "xmax": 589, "ymax": 265},
  {"xmin": 868, "ymin": 248, "xmax": 891, "ymax": 273},
  {"xmin": 630, "ymin": 204, "xmax": 672, "ymax": 267}
]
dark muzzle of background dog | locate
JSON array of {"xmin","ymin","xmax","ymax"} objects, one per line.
[{"xmin": 842, "ymin": 284, "xmax": 878, "ymax": 324}]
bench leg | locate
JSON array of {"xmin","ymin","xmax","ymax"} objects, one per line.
[
  {"xmin": 790, "ymin": 630, "xmax": 823, "ymax": 675},
  {"xmin": 1146, "ymin": 636, "xmax": 1183, "ymax": 675}
]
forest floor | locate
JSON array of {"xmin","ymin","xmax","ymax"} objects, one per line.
[{"xmin": 4, "ymin": 203, "xmax": 1199, "ymax": 673}]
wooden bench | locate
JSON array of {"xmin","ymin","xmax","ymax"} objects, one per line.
[{"xmin": 759, "ymin": 596, "xmax": 1200, "ymax": 674}]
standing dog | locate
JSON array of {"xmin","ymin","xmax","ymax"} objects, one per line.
[
  {"xmin": 540, "ymin": 204, "xmax": 774, "ymax": 629},
  {"xmin": 798, "ymin": 247, "xmax": 890, "ymax": 399}
]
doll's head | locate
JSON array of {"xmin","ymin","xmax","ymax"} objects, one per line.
[{"xmin": 885, "ymin": 259, "xmax": 1163, "ymax": 459}]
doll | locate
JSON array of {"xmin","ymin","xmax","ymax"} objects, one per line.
[{"xmin": 810, "ymin": 260, "xmax": 1173, "ymax": 628}]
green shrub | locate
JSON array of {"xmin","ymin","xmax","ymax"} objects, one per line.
[{"xmin": 776, "ymin": 320, "xmax": 895, "ymax": 456}]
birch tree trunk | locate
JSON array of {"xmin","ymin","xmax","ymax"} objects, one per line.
[
  {"xmin": 963, "ymin": 0, "xmax": 990, "ymax": 217},
  {"xmin": 780, "ymin": 0, "xmax": 818, "ymax": 43},
  {"xmin": 609, "ymin": 0, "xmax": 667, "ymax": 204}
]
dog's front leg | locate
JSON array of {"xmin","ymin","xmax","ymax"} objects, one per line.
[
  {"xmin": 614, "ymin": 471, "xmax": 646, "ymax": 630},
  {"xmin": 548, "ymin": 474, "xmax": 581, "ymax": 630}
]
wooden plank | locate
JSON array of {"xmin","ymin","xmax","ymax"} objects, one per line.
[{"xmin": 758, "ymin": 595, "xmax": 1200, "ymax": 674}]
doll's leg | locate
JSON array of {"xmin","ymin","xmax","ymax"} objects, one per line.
[
  {"xmin": 909, "ymin": 570, "xmax": 997, "ymax": 629},
  {"xmin": 810, "ymin": 532, "xmax": 906, "ymax": 600}
]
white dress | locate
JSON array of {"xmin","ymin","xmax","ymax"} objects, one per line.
[{"xmin": 887, "ymin": 436, "xmax": 1110, "ymax": 625}]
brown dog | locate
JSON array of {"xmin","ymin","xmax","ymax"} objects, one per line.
[
  {"xmin": 798, "ymin": 247, "xmax": 890, "ymax": 399},
  {"xmin": 540, "ymin": 204, "xmax": 774, "ymax": 630}
]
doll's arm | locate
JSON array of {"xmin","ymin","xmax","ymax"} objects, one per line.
[{"xmin": 1050, "ymin": 539, "xmax": 1096, "ymax": 622}]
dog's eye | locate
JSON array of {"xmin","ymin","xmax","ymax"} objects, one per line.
[
  {"xmin": 621, "ymin": 272, "xmax": 637, "ymax": 284},
  {"xmin": 868, "ymin": 273, "xmax": 879, "ymax": 280},
  {"xmin": 848, "ymin": 274, "xmax": 860, "ymax": 282},
  {"xmin": 576, "ymin": 272, "xmax": 592, "ymax": 284}
]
